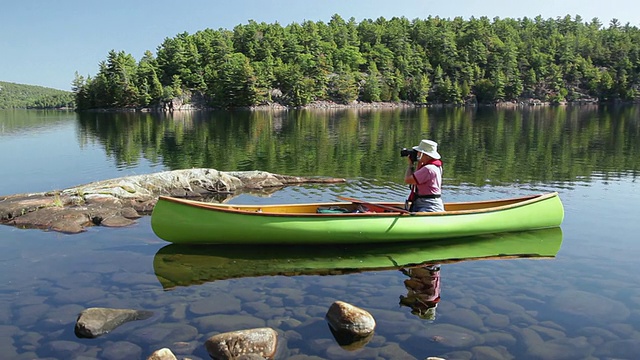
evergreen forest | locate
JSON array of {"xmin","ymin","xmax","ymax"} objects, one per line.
[
  {"xmin": 0, "ymin": 81, "xmax": 75, "ymax": 109},
  {"xmin": 72, "ymin": 14, "xmax": 640, "ymax": 110}
]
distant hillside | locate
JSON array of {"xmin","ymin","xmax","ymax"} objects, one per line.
[{"xmin": 0, "ymin": 81, "xmax": 75, "ymax": 109}]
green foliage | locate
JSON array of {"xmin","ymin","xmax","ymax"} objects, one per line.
[
  {"xmin": 328, "ymin": 72, "xmax": 359, "ymax": 104},
  {"xmin": 0, "ymin": 81, "xmax": 74, "ymax": 109},
  {"xmin": 273, "ymin": 62, "xmax": 315, "ymax": 106},
  {"xmin": 137, "ymin": 51, "xmax": 163, "ymax": 106},
  {"xmin": 361, "ymin": 64, "xmax": 382, "ymax": 102},
  {"xmin": 72, "ymin": 14, "xmax": 640, "ymax": 109},
  {"xmin": 212, "ymin": 53, "xmax": 258, "ymax": 107}
]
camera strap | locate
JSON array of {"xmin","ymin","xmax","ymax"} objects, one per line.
[{"xmin": 406, "ymin": 184, "xmax": 415, "ymax": 210}]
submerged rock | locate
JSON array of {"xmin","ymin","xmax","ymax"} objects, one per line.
[
  {"xmin": 204, "ymin": 327, "xmax": 278, "ymax": 360},
  {"xmin": 420, "ymin": 323, "xmax": 483, "ymax": 348},
  {"xmin": 550, "ymin": 289, "xmax": 630, "ymax": 324},
  {"xmin": 75, "ymin": 307, "xmax": 154, "ymax": 338},
  {"xmin": 0, "ymin": 168, "xmax": 344, "ymax": 234}
]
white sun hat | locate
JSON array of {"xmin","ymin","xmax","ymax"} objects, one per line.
[{"xmin": 412, "ymin": 139, "xmax": 441, "ymax": 160}]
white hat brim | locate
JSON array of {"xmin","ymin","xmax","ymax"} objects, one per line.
[{"xmin": 413, "ymin": 146, "xmax": 441, "ymax": 160}]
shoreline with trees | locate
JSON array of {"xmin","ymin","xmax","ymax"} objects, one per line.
[
  {"xmin": 0, "ymin": 81, "xmax": 74, "ymax": 110},
  {"xmin": 68, "ymin": 14, "xmax": 639, "ymax": 111}
]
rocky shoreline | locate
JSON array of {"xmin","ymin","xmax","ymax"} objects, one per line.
[
  {"xmin": 85, "ymin": 96, "xmax": 606, "ymax": 113},
  {"xmin": 0, "ymin": 169, "xmax": 345, "ymax": 234}
]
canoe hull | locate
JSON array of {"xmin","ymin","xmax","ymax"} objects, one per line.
[{"xmin": 151, "ymin": 193, "xmax": 564, "ymax": 245}]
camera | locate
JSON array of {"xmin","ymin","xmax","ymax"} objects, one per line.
[{"xmin": 400, "ymin": 148, "xmax": 418, "ymax": 162}]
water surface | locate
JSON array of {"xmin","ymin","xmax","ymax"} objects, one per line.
[{"xmin": 0, "ymin": 107, "xmax": 639, "ymax": 359}]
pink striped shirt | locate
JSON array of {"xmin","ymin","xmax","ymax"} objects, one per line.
[{"xmin": 412, "ymin": 164, "xmax": 442, "ymax": 195}]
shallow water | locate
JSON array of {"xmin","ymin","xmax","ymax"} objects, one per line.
[{"xmin": 1, "ymin": 108, "xmax": 639, "ymax": 359}]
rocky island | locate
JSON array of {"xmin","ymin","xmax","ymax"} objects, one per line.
[{"xmin": 0, "ymin": 169, "xmax": 345, "ymax": 234}]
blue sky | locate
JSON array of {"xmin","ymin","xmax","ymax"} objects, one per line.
[{"xmin": 1, "ymin": 0, "xmax": 638, "ymax": 91}]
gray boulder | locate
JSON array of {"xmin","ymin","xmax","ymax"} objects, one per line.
[
  {"xmin": 205, "ymin": 327, "xmax": 278, "ymax": 360},
  {"xmin": 75, "ymin": 307, "xmax": 153, "ymax": 338}
]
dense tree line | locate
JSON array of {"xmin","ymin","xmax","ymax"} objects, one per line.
[
  {"xmin": 73, "ymin": 14, "xmax": 640, "ymax": 109},
  {"xmin": 0, "ymin": 81, "xmax": 74, "ymax": 109}
]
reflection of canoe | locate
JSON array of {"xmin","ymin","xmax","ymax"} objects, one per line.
[
  {"xmin": 153, "ymin": 227, "xmax": 563, "ymax": 289},
  {"xmin": 150, "ymin": 192, "xmax": 564, "ymax": 244}
]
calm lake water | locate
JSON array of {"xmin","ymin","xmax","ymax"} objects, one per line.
[{"xmin": 0, "ymin": 107, "xmax": 639, "ymax": 360}]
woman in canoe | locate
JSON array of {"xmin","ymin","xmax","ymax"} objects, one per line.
[{"xmin": 404, "ymin": 139, "xmax": 444, "ymax": 212}]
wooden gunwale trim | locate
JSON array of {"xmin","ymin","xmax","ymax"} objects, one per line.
[{"xmin": 157, "ymin": 192, "xmax": 557, "ymax": 218}]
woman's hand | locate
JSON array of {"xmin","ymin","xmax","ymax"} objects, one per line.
[{"xmin": 407, "ymin": 157, "xmax": 415, "ymax": 166}]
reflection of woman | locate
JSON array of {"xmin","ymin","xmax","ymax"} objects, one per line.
[{"xmin": 399, "ymin": 265, "xmax": 441, "ymax": 321}]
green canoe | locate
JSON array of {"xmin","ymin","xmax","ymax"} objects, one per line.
[
  {"xmin": 153, "ymin": 227, "xmax": 563, "ymax": 289},
  {"xmin": 151, "ymin": 192, "xmax": 564, "ymax": 245}
]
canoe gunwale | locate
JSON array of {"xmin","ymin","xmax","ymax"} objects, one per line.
[{"xmin": 156, "ymin": 192, "xmax": 558, "ymax": 218}]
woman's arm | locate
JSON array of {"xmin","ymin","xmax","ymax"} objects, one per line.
[{"xmin": 404, "ymin": 157, "xmax": 417, "ymax": 184}]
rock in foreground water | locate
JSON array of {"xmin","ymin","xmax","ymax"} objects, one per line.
[
  {"xmin": 75, "ymin": 307, "xmax": 153, "ymax": 338},
  {"xmin": 147, "ymin": 348, "xmax": 178, "ymax": 360},
  {"xmin": 326, "ymin": 301, "xmax": 376, "ymax": 336},
  {"xmin": 205, "ymin": 327, "xmax": 278, "ymax": 360}
]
